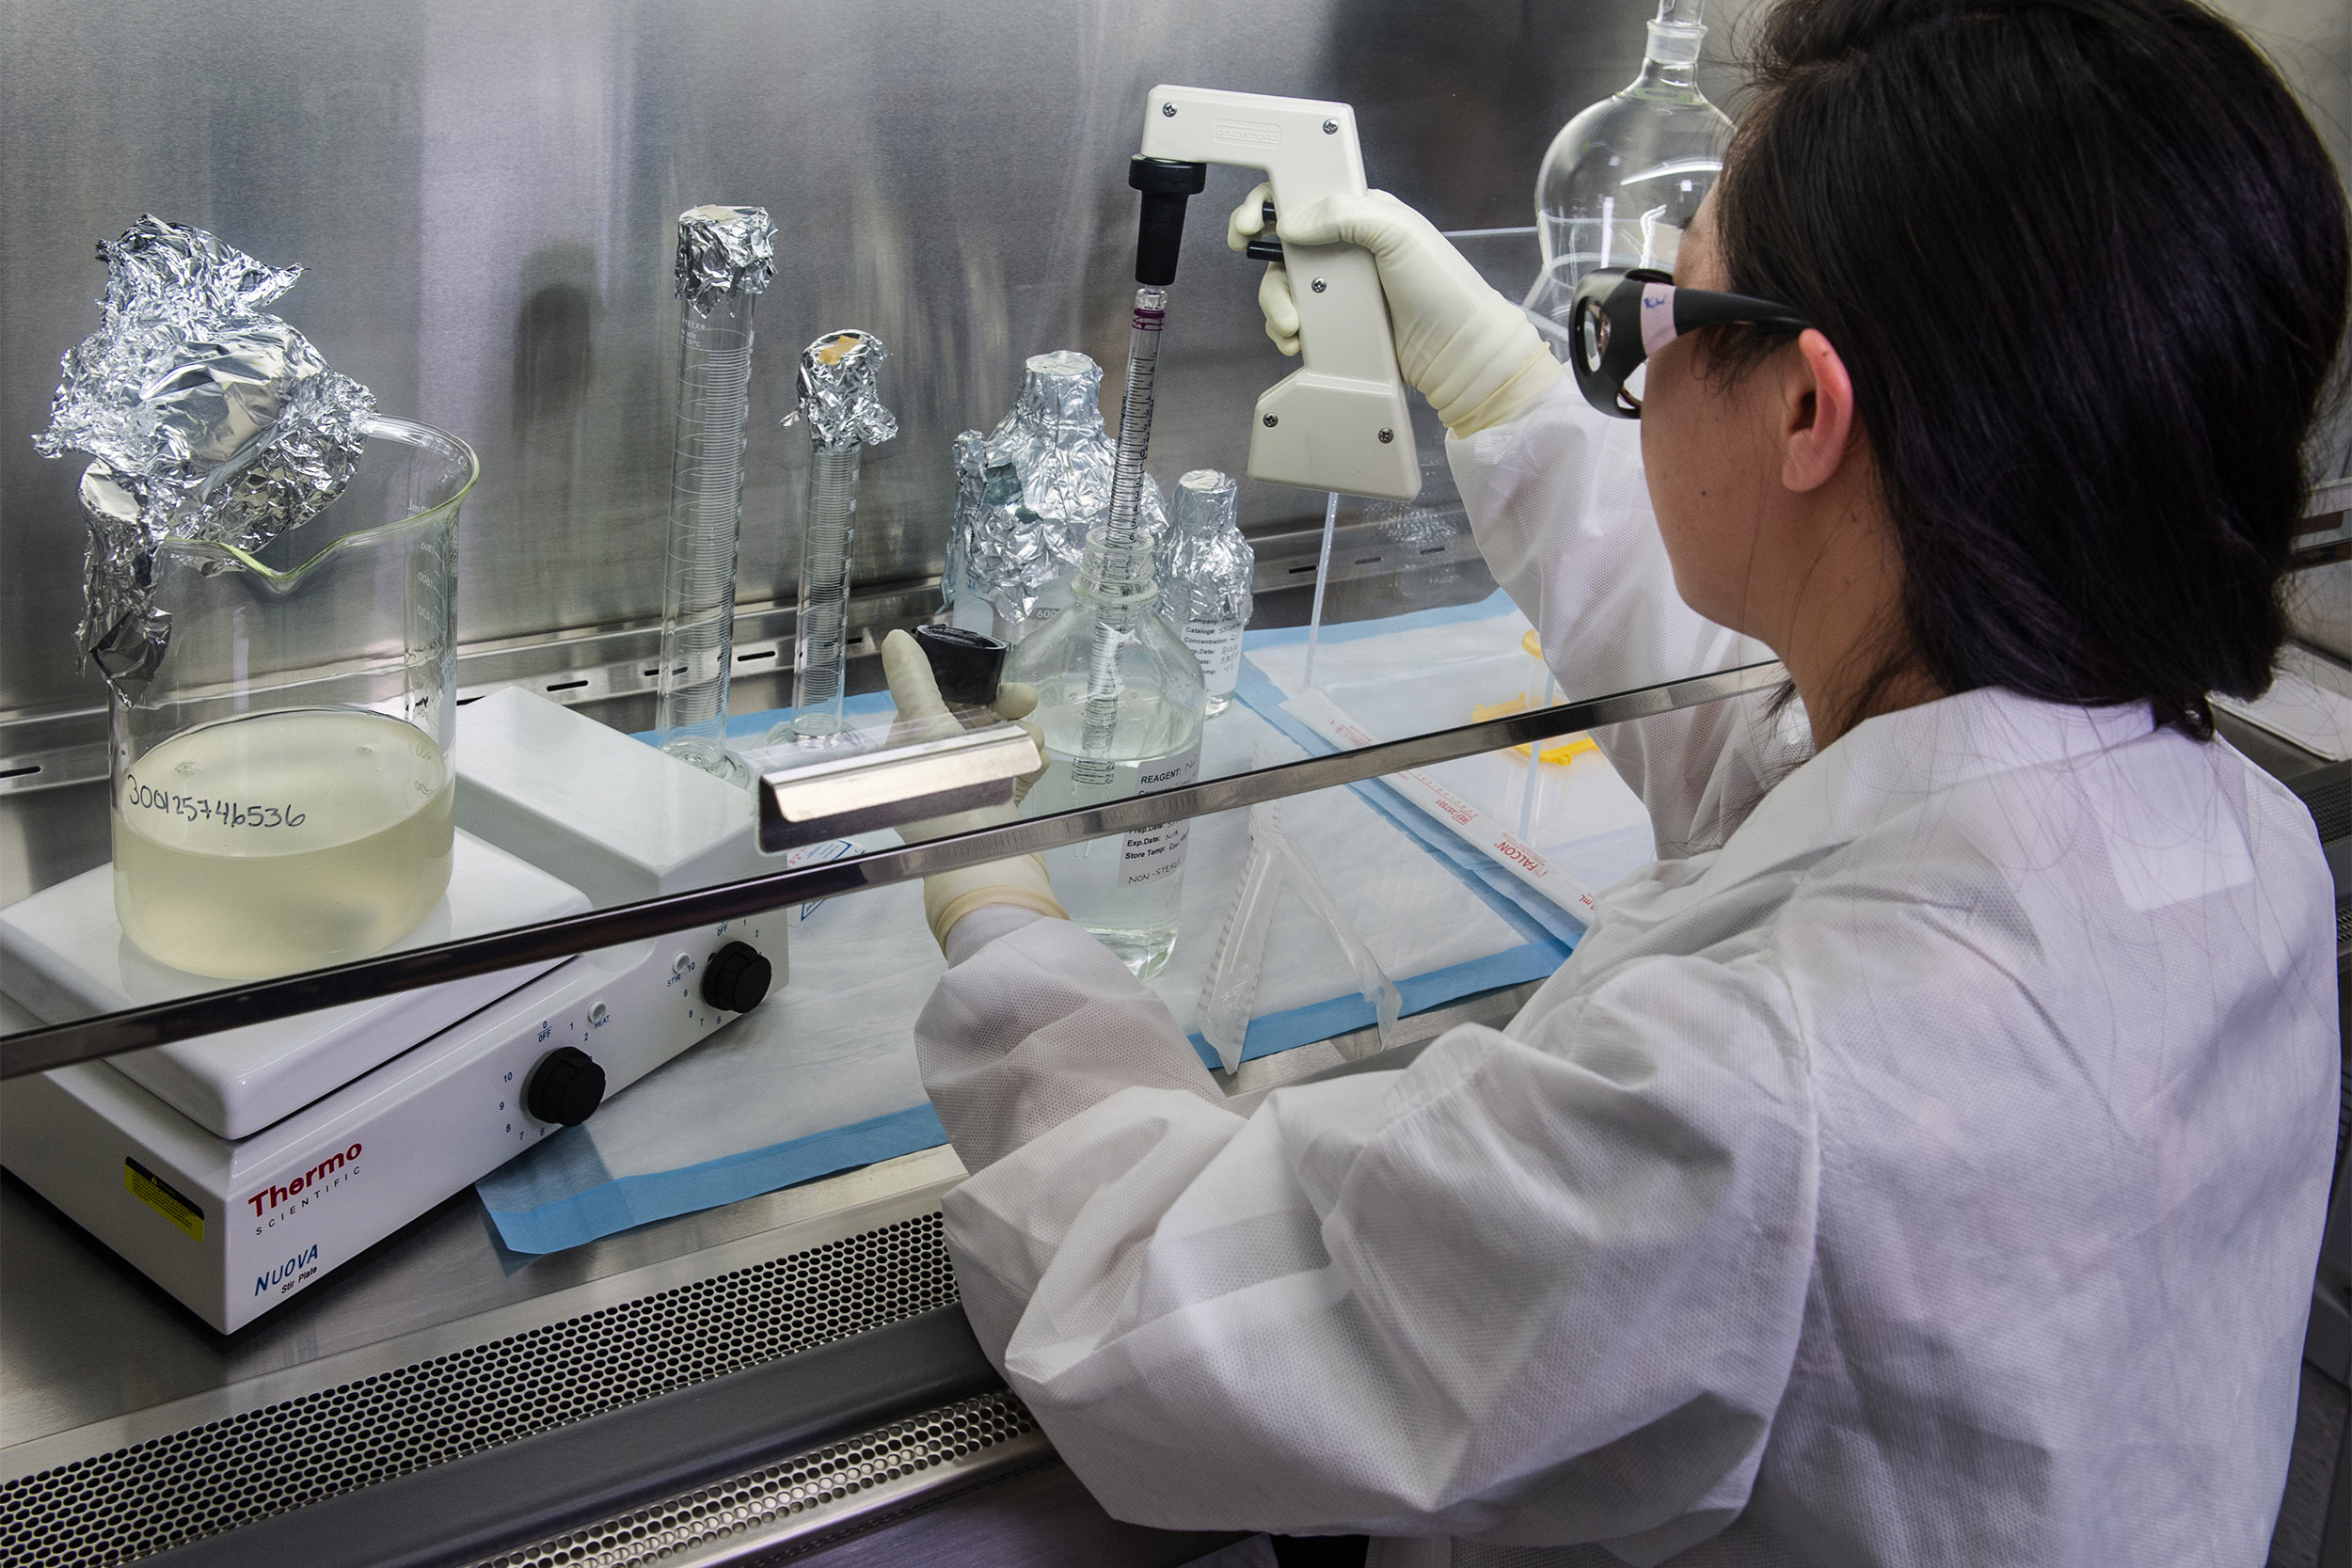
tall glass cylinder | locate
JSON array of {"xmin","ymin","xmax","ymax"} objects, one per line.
[
  {"xmin": 108, "ymin": 418, "xmax": 475, "ymax": 979},
  {"xmin": 774, "ymin": 329, "xmax": 896, "ymax": 747},
  {"xmin": 1525, "ymin": 0, "xmax": 1732, "ymax": 335},
  {"xmin": 789, "ymin": 443, "xmax": 862, "ymax": 742},
  {"xmin": 656, "ymin": 205, "xmax": 775, "ymax": 787}
]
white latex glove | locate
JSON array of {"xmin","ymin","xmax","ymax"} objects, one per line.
[
  {"xmin": 1229, "ymin": 182, "xmax": 1562, "ymax": 436},
  {"xmin": 880, "ymin": 629, "xmax": 1066, "ymax": 949}
]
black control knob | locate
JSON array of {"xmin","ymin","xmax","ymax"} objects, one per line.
[
  {"xmin": 700, "ymin": 941, "xmax": 773, "ymax": 1014},
  {"xmin": 524, "ymin": 1046, "xmax": 605, "ymax": 1128}
]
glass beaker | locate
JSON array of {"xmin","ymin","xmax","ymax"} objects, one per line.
[{"xmin": 108, "ymin": 417, "xmax": 477, "ymax": 980}]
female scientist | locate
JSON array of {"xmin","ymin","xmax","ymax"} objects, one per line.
[{"xmin": 882, "ymin": 0, "xmax": 2351, "ymax": 1560}]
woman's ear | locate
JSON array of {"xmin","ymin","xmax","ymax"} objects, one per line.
[{"xmin": 1781, "ymin": 328, "xmax": 1858, "ymax": 494}]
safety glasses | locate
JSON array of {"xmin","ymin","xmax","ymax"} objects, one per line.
[{"xmin": 1569, "ymin": 265, "xmax": 1811, "ymax": 419}]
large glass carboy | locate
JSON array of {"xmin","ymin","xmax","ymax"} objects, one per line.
[
  {"xmin": 108, "ymin": 418, "xmax": 476, "ymax": 979},
  {"xmin": 1008, "ymin": 529, "xmax": 1205, "ymax": 979},
  {"xmin": 1524, "ymin": 0, "xmax": 1733, "ymax": 336},
  {"xmin": 947, "ymin": 352, "xmax": 1166, "ymax": 646}
]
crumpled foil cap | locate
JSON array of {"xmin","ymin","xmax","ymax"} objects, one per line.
[
  {"xmin": 32, "ymin": 215, "xmax": 374, "ymax": 692},
  {"xmin": 952, "ymin": 351, "xmax": 1166, "ymax": 628},
  {"xmin": 785, "ymin": 329, "xmax": 897, "ymax": 451},
  {"xmin": 674, "ymin": 205, "xmax": 775, "ymax": 314},
  {"xmin": 1159, "ymin": 467, "xmax": 1254, "ymax": 625}
]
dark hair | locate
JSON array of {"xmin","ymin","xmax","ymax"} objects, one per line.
[{"xmin": 1709, "ymin": 0, "xmax": 2349, "ymax": 737}]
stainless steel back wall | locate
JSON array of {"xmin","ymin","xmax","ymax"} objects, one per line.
[{"xmin": 0, "ymin": 0, "xmax": 1650, "ymax": 719}]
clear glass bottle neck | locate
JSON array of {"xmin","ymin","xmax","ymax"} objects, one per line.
[
  {"xmin": 1075, "ymin": 566, "xmax": 1157, "ymax": 607},
  {"xmin": 1073, "ymin": 533, "xmax": 1158, "ymax": 609},
  {"xmin": 1630, "ymin": 17, "xmax": 1705, "ymax": 93},
  {"xmin": 1634, "ymin": 53, "xmax": 1699, "ymax": 92}
]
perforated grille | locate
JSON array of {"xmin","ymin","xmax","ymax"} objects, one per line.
[
  {"xmin": 2305, "ymin": 775, "xmax": 2352, "ymax": 846},
  {"xmin": 469, "ymin": 1389, "xmax": 1038, "ymax": 1568},
  {"xmin": 2, "ymin": 1213, "xmax": 953, "ymax": 1568}
]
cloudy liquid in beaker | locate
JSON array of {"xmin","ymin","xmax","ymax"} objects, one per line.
[{"xmin": 112, "ymin": 707, "xmax": 454, "ymax": 979}]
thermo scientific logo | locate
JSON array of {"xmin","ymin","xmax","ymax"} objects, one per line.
[{"xmin": 246, "ymin": 1143, "xmax": 362, "ymax": 1218}]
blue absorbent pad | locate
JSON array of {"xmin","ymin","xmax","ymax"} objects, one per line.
[
  {"xmin": 478, "ymin": 1104, "xmax": 947, "ymax": 1256},
  {"xmin": 480, "ymin": 605, "xmax": 1606, "ymax": 1254},
  {"xmin": 1181, "ymin": 942, "xmax": 1566, "ymax": 1073},
  {"xmin": 1231, "ymin": 588, "xmax": 1657, "ymax": 945}
]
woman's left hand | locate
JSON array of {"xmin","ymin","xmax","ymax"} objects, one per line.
[{"xmin": 879, "ymin": 629, "xmax": 1064, "ymax": 949}]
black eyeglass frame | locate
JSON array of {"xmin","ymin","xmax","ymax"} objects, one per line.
[{"xmin": 1568, "ymin": 265, "xmax": 1812, "ymax": 419}]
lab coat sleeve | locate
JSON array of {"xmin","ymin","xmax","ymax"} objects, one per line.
[
  {"xmin": 914, "ymin": 911, "xmax": 1232, "ymax": 1174},
  {"xmin": 1448, "ymin": 379, "xmax": 1795, "ymax": 857},
  {"xmin": 928, "ymin": 913, "xmax": 1820, "ymax": 1558}
]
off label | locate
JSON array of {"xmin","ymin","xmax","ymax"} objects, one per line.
[
  {"xmin": 1183, "ymin": 620, "xmax": 1245, "ymax": 695},
  {"xmin": 1120, "ymin": 744, "xmax": 1201, "ymax": 888}
]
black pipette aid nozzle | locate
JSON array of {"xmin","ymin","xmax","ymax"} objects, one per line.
[{"xmin": 1131, "ymin": 156, "xmax": 1209, "ymax": 286}]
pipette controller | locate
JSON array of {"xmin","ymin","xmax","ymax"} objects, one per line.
[{"xmin": 1137, "ymin": 87, "xmax": 1422, "ymax": 502}]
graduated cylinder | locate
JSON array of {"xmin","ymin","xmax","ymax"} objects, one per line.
[{"xmin": 656, "ymin": 205, "xmax": 776, "ymax": 787}]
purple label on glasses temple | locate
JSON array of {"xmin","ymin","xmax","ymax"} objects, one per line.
[{"xmin": 1640, "ymin": 283, "xmax": 1679, "ymax": 358}]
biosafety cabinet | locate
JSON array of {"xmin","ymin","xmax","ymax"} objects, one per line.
[{"xmin": 2, "ymin": 2, "xmax": 2347, "ymax": 1563}]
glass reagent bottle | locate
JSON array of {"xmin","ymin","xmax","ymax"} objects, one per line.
[
  {"xmin": 1009, "ymin": 528, "xmax": 1206, "ymax": 979},
  {"xmin": 1158, "ymin": 468, "xmax": 1254, "ymax": 719}
]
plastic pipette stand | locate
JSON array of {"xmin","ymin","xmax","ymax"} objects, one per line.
[{"xmin": 1196, "ymin": 768, "xmax": 1401, "ymax": 1072}]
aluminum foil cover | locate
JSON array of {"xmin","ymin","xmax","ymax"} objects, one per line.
[
  {"xmin": 32, "ymin": 215, "xmax": 374, "ymax": 689},
  {"xmin": 951, "ymin": 350, "xmax": 1166, "ymax": 626},
  {"xmin": 1160, "ymin": 467, "xmax": 1253, "ymax": 626},
  {"xmin": 786, "ymin": 330, "xmax": 896, "ymax": 451},
  {"xmin": 674, "ymin": 205, "xmax": 776, "ymax": 315}
]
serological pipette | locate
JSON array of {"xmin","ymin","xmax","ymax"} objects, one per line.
[{"xmin": 1071, "ymin": 286, "xmax": 1168, "ymax": 786}]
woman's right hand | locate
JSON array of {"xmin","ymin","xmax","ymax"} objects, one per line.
[{"xmin": 1229, "ymin": 182, "xmax": 1561, "ymax": 436}]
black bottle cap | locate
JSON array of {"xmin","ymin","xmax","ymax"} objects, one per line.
[
  {"xmin": 1131, "ymin": 156, "xmax": 1210, "ymax": 287},
  {"xmin": 914, "ymin": 624, "xmax": 1008, "ymax": 706}
]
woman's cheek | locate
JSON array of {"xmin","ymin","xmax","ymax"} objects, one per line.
[
  {"xmin": 1641, "ymin": 365, "xmax": 1709, "ymax": 588},
  {"xmin": 1640, "ymin": 349, "xmax": 1752, "ymax": 630}
]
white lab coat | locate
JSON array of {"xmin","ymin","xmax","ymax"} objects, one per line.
[{"xmin": 911, "ymin": 381, "xmax": 2339, "ymax": 1566}]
